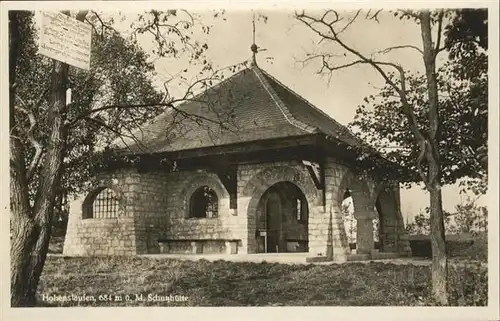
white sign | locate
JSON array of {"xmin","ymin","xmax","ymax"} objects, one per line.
[{"xmin": 38, "ymin": 11, "xmax": 92, "ymax": 70}]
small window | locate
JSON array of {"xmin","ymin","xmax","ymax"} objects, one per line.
[
  {"xmin": 296, "ymin": 198, "xmax": 302, "ymax": 221},
  {"xmin": 295, "ymin": 198, "xmax": 307, "ymax": 223},
  {"xmin": 189, "ymin": 186, "xmax": 218, "ymax": 218},
  {"xmin": 83, "ymin": 188, "xmax": 121, "ymax": 219}
]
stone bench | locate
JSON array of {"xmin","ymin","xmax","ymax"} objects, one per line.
[{"xmin": 158, "ymin": 239, "xmax": 240, "ymax": 255}]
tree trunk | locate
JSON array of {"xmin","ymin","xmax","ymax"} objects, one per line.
[
  {"xmin": 10, "ymin": 169, "xmax": 38, "ymax": 306},
  {"xmin": 9, "ymin": 10, "xmax": 39, "ymax": 307},
  {"xmin": 25, "ymin": 58, "xmax": 70, "ymax": 307},
  {"xmin": 9, "ymin": 12, "xmax": 77, "ymax": 307},
  {"xmin": 420, "ymin": 11, "xmax": 449, "ymax": 305},
  {"xmin": 428, "ymin": 171, "xmax": 448, "ymax": 305}
]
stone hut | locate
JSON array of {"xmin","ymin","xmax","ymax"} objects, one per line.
[{"xmin": 63, "ymin": 58, "xmax": 411, "ymax": 261}]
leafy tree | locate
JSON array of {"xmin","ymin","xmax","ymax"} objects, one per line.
[
  {"xmin": 14, "ymin": 12, "xmax": 165, "ymax": 238},
  {"xmin": 406, "ymin": 211, "xmax": 431, "ymax": 235},
  {"xmin": 405, "ymin": 208, "xmax": 454, "ymax": 235},
  {"xmin": 406, "ymin": 197, "xmax": 488, "ymax": 236},
  {"xmin": 450, "ymin": 197, "xmax": 488, "ymax": 235},
  {"xmin": 296, "ymin": 8, "xmax": 487, "ymax": 305},
  {"xmin": 9, "ymin": 9, "xmax": 236, "ymax": 307},
  {"xmin": 349, "ymin": 59, "xmax": 487, "ymax": 188},
  {"xmin": 349, "ymin": 9, "xmax": 487, "ymax": 193}
]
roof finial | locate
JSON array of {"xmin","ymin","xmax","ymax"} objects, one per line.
[{"xmin": 250, "ymin": 11, "xmax": 258, "ymax": 67}]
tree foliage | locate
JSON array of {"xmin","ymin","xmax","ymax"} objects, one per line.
[
  {"xmin": 406, "ymin": 197, "xmax": 488, "ymax": 236},
  {"xmin": 349, "ymin": 9, "xmax": 488, "ymax": 192},
  {"xmin": 9, "ymin": 9, "xmax": 235, "ymax": 306},
  {"xmin": 294, "ymin": 8, "xmax": 489, "ymax": 305}
]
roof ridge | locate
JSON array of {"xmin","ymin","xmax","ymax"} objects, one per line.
[
  {"xmin": 250, "ymin": 67, "xmax": 317, "ymax": 134},
  {"xmin": 258, "ymin": 69, "xmax": 360, "ymax": 141}
]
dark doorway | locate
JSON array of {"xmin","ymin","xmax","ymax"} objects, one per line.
[
  {"xmin": 256, "ymin": 182, "xmax": 308, "ymax": 253},
  {"xmin": 265, "ymin": 192, "xmax": 281, "ymax": 252}
]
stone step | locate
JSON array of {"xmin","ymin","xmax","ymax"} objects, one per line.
[{"xmin": 346, "ymin": 253, "xmax": 370, "ymax": 261}]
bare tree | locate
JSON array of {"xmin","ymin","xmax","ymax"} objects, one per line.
[{"xmin": 296, "ymin": 9, "xmax": 450, "ymax": 304}]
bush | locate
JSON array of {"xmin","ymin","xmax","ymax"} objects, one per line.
[{"xmin": 448, "ymin": 262, "xmax": 488, "ymax": 306}]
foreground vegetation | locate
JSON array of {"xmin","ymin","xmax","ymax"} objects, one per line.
[
  {"xmin": 38, "ymin": 256, "xmax": 487, "ymax": 307},
  {"xmin": 408, "ymin": 232, "xmax": 488, "ymax": 262}
]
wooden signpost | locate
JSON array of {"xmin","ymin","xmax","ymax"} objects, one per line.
[{"xmin": 38, "ymin": 11, "xmax": 92, "ymax": 70}]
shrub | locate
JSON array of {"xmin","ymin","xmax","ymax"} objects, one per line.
[{"xmin": 448, "ymin": 262, "xmax": 488, "ymax": 306}]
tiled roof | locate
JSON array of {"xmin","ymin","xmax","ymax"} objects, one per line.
[{"xmin": 112, "ymin": 65, "xmax": 363, "ymax": 155}]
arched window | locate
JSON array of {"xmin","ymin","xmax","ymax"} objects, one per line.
[
  {"xmin": 82, "ymin": 188, "xmax": 121, "ymax": 219},
  {"xmin": 189, "ymin": 186, "xmax": 218, "ymax": 218}
]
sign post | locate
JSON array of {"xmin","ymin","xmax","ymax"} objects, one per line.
[{"xmin": 38, "ymin": 11, "xmax": 92, "ymax": 70}]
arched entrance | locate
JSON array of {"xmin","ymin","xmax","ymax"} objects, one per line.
[
  {"xmin": 336, "ymin": 171, "xmax": 378, "ymax": 255},
  {"xmin": 340, "ymin": 188, "xmax": 380, "ymax": 254},
  {"xmin": 374, "ymin": 186, "xmax": 408, "ymax": 253},
  {"xmin": 255, "ymin": 182, "xmax": 309, "ymax": 253}
]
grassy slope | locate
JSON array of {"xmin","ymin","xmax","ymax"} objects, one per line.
[{"xmin": 38, "ymin": 257, "xmax": 487, "ymax": 307}]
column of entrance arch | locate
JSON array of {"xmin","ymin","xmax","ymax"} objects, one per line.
[{"xmin": 352, "ymin": 188, "xmax": 378, "ymax": 255}]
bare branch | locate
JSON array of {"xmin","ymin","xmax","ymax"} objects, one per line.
[
  {"xmin": 296, "ymin": 10, "xmax": 432, "ymax": 184},
  {"xmin": 365, "ymin": 9, "xmax": 383, "ymax": 23},
  {"xmin": 90, "ymin": 11, "xmax": 119, "ymax": 37},
  {"xmin": 338, "ymin": 10, "xmax": 361, "ymax": 34},
  {"xmin": 68, "ymin": 63, "xmax": 245, "ymax": 133},
  {"xmin": 434, "ymin": 10, "xmax": 446, "ymax": 57},
  {"xmin": 322, "ymin": 59, "xmax": 368, "ymax": 71},
  {"xmin": 84, "ymin": 116, "xmax": 150, "ymax": 154},
  {"xmin": 375, "ymin": 45, "xmax": 424, "ymax": 55}
]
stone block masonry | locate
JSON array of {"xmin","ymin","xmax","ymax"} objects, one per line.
[
  {"xmin": 64, "ymin": 167, "xmax": 247, "ymax": 256},
  {"xmin": 63, "ymin": 157, "xmax": 410, "ymax": 260},
  {"xmin": 64, "ymin": 169, "xmax": 141, "ymax": 256}
]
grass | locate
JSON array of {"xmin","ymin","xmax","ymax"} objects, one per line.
[{"xmin": 37, "ymin": 256, "xmax": 487, "ymax": 307}]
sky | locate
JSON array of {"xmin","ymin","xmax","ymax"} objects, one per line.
[{"xmin": 33, "ymin": 8, "xmax": 489, "ymax": 221}]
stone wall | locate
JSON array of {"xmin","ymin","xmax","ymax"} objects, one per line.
[
  {"xmin": 63, "ymin": 217, "xmax": 137, "ymax": 255},
  {"xmin": 158, "ymin": 170, "xmax": 247, "ymax": 254},
  {"xmin": 64, "ymin": 168, "xmax": 247, "ymax": 256},
  {"xmin": 64, "ymin": 157, "xmax": 410, "ymax": 260},
  {"xmin": 318, "ymin": 158, "xmax": 351, "ymax": 261},
  {"xmin": 64, "ymin": 169, "xmax": 141, "ymax": 256},
  {"xmin": 376, "ymin": 186, "xmax": 411, "ymax": 254}
]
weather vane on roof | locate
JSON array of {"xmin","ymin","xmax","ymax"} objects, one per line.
[{"xmin": 250, "ymin": 11, "xmax": 267, "ymax": 67}]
